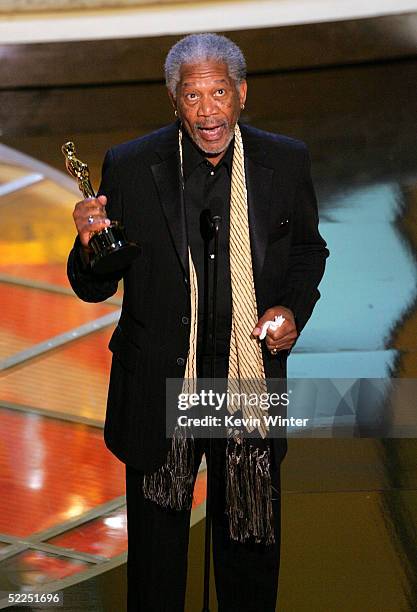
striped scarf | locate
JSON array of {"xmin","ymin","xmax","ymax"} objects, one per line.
[{"xmin": 143, "ymin": 124, "xmax": 274, "ymax": 545}]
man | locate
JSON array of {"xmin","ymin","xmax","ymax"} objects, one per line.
[{"xmin": 68, "ymin": 33, "xmax": 328, "ymax": 612}]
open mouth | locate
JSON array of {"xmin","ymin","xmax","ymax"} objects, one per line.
[{"xmin": 197, "ymin": 124, "xmax": 226, "ymax": 141}]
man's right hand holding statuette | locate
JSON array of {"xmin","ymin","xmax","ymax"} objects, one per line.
[
  {"xmin": 62, "ymin": 141, "xmax": 139, "ymax": 274},
  {"xmin": 72, "ymin": 194, "xmax": 111, "ymax": 265}
]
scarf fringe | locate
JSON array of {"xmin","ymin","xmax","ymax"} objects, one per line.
[
  {"xmin": 143, "ymin": 427, "xmax": 195, "ymax": 511},
  {"xmin": 225, "ymin": 438, "xmax": 275, "ymax": 545}
]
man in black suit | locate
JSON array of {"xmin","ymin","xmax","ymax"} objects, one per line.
[{"xmin": 68, "ymin": 33, "xmax": 328, "ymax": 612}]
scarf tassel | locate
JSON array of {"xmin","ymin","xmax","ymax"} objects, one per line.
[
  {"xmin": 143, "ymin": 427, "xmax": 195, "ymax": 510},
  {"xmin": 225, "ymin": 438, "xmax": 275, "ymax": 545}
]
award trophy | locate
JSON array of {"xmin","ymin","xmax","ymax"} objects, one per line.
[{"xmin": 62, "ymin": 141, "xmax": 140, "ymax": 274}]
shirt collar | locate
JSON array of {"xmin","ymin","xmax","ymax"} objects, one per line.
[{"xmin": 181, "ymin": 128, "xmax": 234, "ymax": 180}]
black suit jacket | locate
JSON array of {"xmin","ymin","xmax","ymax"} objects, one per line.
[{"xmin": 67, "ymin": 122, "xmax": 329, "ymax": 472}]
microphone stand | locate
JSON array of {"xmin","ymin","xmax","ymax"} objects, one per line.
[{"xmin": 201, "ymin": 210, "xmax": 221, "ymax": 612}]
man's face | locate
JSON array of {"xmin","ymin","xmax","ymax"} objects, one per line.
[{"xmin": 171, "ymin": 60, "xmax": 247, "ymax": 163}]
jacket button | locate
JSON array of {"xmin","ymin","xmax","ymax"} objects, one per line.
[
  {"xmin": 177, "ymin": 357, "xmax": 185, "ymax": 366},
  {"xmin": 181, "ymin": 316, "xmax": 189, "ymax": 325}
]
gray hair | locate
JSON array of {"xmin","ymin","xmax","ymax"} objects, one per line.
[{"xmin": 165, "ymin": 33, "xmax": 247, "ymax": 97}]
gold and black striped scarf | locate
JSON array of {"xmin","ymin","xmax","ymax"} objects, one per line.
[{"xmin": 143, "ymin": 124, "xmax": 274, "ymax": 545}]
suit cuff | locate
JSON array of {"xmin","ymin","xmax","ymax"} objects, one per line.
[{"xmin": 68, "ymin": 236, "xmax": 93, "ymax": 282}]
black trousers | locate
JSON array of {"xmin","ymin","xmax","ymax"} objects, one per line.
[{"xmin": 125, "ymin": 438, "xmax": 281, "ymax": 612}]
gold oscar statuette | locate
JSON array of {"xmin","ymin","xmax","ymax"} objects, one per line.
[{"xmin": 62, "ymin": 141, "xmax": 140, "ymax": 274}]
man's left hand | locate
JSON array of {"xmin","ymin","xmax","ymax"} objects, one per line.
[{"xmin": 252, "ymin": 306, "xmax": 298, "ymax": 353}]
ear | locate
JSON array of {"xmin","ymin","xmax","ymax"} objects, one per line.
[{"xmin": 238, "ymin": 80, "xmax": 247, "ymax": 107}]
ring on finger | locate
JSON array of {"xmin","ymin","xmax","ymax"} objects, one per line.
[
  {"xmin": 270, "ymin": 347, "xmax": 279, "ymax": 355},
  {"xmin": 87, "ymin": 215, "xmax": 94, "ymax": 224}
]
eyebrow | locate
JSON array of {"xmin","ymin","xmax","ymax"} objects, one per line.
[{"xmin": 181, "ymin": 79, "xmax": 229, "ymax": 88}]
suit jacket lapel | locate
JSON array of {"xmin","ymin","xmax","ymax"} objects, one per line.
[
  {"xmin": 151, "ymin": 124, "xmax": 189, "ymax": 279},
  {"xmin": 242, "ymin": 127, "xmax": 274, "ymax": 280}
]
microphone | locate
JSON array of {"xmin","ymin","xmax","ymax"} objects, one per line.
[{"xmin": 200, "ymin": 200, "xmax": 222, "ymax": 242}]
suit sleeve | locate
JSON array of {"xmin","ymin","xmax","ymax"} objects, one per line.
[
  {"xmin": 278, "ymin": 145, "xmax": 329, "ymax": 333},
  {"xmin": 67, "ymin": 148, "xmax": 123, "ymax": 303}
]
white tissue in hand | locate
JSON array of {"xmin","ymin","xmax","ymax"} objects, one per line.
[{"xmin": 259, "ymin": 315, "xmax": 286, "ymax": 340}]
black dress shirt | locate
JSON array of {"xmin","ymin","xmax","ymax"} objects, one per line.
[{"xmin": 182, "ymin": 130, "xmax": 233, "ymax": 361}]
